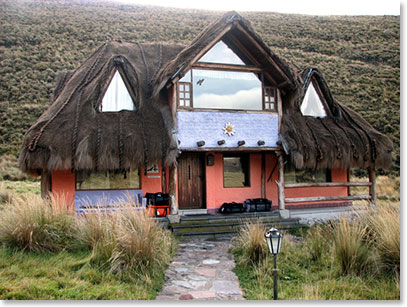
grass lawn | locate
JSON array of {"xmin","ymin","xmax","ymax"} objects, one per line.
[
  {"xmin": 232, "ymin": 195, "xmax": 400, "ymax": 300},
  {"xmin": 233, "ymin": 239, "xmax": 400, "ymax": 300},
  {"xmin": 0, "ymin": 247, "xmax": 166, "ymax": 300}
]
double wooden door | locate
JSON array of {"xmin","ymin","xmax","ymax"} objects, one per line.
[{"xmin": 178, "ymin": 153, "xmax": 206, "ymax": 209}]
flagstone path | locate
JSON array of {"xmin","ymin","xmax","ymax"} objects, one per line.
[{"xmin": 155, "ymin": 238, "xmax": 244, "ymax": 300}]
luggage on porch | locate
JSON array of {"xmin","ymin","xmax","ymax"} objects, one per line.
[
  {"xmin": 219, "ymin": 202, "xmax": 245, "ymax": 214},
  {"xmin": 145, "ymin": 193, "xmax": 169, "ymax": 217},
  {"xmin": 244, "ymin": 198, "xmax": 272, "ymax": 212}
]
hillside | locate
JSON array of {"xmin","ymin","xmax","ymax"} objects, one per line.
[{"xmin": 0, "ymin": 0, "xmax": 400, "ymax": 175}]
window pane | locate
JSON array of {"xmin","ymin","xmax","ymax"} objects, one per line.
[
  {"xmin": 180, "ymin": 70, "xmax": 191, "ymax": 82},
  {"xmin": 301, "ymin": 82, "xmax": 327, "ymax": 117},
  {"xmin": 101, "ymin": 71, "xmax": 135, "ymax": 112},
  {"xmin": 185, "ymin": 84, "xmax": 190, "ymax": 91},
  {"xmin": 223, "ymin": 155, "xmax": 250, "ymax": 187},
  {"xmin": 184, "ymin": 100, "xmax": 190, "ymax": 107},
  {"xmin": 284, "ymin": 162, "xmax": 330, "ymax": 184},
  {"xmin": 198, "ymin": 41, "xmax": 246, "ymax": 65},
  {"xmin": 185, "ymin": 92, "xmax": 190, "ymax": 99},
  {"xmin": 193, "ymin": 69, "xmax": 262, "ymax": 110},
  {"xmin": 180, "ymin": 92, "xmax": 184, "ymax": 98},
  {"xmin": 76, "ymin": 170, "xmax": 140, "ymax": 190}
]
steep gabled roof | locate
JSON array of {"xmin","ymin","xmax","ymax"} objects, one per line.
[
  {"xmin": 280, "ymin": 68, "xmax": 393, "ymax": 170},
  {"xmin": 153, "ymin": 11, "xmax": 298, "ymax": 99},
  {"xmin": 19, "ymin": 41, "xmax": 184, "ymax": 173}
]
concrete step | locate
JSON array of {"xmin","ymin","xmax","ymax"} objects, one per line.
[{"xmin": 169, "ymin": 213, "xmax": 302, "ymax": 238}]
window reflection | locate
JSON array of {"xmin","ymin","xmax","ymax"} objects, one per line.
[
  {"xmin": 193, "ymin": 69, "xmax": 262, "ymax": 110},
  {"xmin": 199, "ymin": 41, "xmax": 246, "ymax": 65},
  {"xmin": 223, "ymin": 155, "xmax": 250, "ymax": 187}
]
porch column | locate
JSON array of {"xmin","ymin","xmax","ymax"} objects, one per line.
[
  {"xmin": 261, "ymin": 152, "xmax": 266, "ymax": 199},
  {"xmin": 168, "ymin": 163, "xmax": 180, "ymax": 223},
  {"xmin": 368, "ymin": 167, "xmax": 377, "ymax": 206},
  {"xmin": 40, "ymin": 170, "xmax": 51, "ymax": 199},
  {"xmin": 276, "ymin": 151, "xmax": 290, "ymax": 219}
]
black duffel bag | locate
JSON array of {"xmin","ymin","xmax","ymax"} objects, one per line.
[
  {"xmin": 244, "ymin": 198, "xmax": 272, "ymax": 212},
  {"xmin": 219, "ymin": 202, "xmax": 245, "ymax": 214},
  {"xmin": 145, "ymin": 192, "xmax": 169, "ymax": 206}
]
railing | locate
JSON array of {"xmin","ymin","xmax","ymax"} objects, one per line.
[{"xmin": 283, "ymin": 181, "xmax": 372, "ymax": 205}]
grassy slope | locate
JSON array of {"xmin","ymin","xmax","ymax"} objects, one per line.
[{"xmin": 0, "ymin": 0, "xmax": 400, "ymax": 174}]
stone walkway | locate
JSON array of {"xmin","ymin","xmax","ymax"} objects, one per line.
[{"xmin": 156, "ymin": 238, "xmax": 244, "ymax": 300}]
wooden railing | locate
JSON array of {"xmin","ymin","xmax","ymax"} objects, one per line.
[{"xmin": 283, "ymin": 181, "xmax": 373, "ymax": 205}]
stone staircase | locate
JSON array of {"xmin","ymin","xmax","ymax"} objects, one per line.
[{"xmin": 168, "ymin": 211, "xmax": 302, "ymax": 239}]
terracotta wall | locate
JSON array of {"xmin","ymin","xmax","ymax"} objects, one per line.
[
  {"xmin": 51, "ymin": 167, "xmax": 165, "ymax": 209},
  {"xmin": 205, "ymin": 152, "xmax": 263, "ymax": 212},
  {"xmin": 284, "ymin": 168, "xmax": 348, "ymax": 206},
  {"xmin": 51, "ymin": 170, "xmax": 76, "ymax": 209}
]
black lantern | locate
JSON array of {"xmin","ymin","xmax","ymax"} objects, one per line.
[
  {"xmin": 265, "ymin": 228, "xmax": 283, "ymax": 255},
  {"xmin": 265, "ymin": 227, "xmax": 283, "ymax": 300}
]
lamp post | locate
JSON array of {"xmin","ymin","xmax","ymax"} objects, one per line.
[{"xmin": 265, "ymin": 227, "xmax": 283, "ymax": 300}]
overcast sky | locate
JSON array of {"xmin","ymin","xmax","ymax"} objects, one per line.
[{"xmin": 110, "ymin": 0, "xmax": 400, "ymax": 15}]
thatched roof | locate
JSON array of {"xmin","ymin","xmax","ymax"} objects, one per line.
[
  {"xmin": 19, "ymin": 11, "xmax": 392, "ymax": 174},
  {"xmin": 153, "ymin": 11, "xmax": 297, "ymax": 98},
  {"xmin": 279, "ymin": 68, "xmax": 393, "ymax": 170},
  {"xmin": 19, "ymin": 41, "xmax": 184, "ymax": 173}
]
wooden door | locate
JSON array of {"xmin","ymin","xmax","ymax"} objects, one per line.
[{"xmin": 178, "ymin": 153, "xmax": 206, "ymax": 209}]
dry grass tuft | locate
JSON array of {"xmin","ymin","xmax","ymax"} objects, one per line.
[
  {"xmin": 332, "ymin": 217, "xmax": 376, "ymax": 276},
  {"xmin": 233, "ymin": 220, "xmax": 269, "ymax": 266},
  {"xmin": 0, "ymin": 194, "xmax": 76, "ymax": 252},
  {"xmin": 75, "ymin": 205, "xmax": 175, "ymax": 276}
]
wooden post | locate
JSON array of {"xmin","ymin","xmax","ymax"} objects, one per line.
[
  {"xmin": 161, "ymin": 162, "xmax": 167, "ymax": 193},
  {"xmin": 368, "ymin": 167, "xmax": 377, "ymax": 206},
  {"xmin": 40, "ymin": 170, "xmax": 51, "ymax": 199},
  {"xmin": 261, "ymin": 152, "xmax": 266, "ymax": 199},
  {"xmin": 168, "ymin": 164, "xmax": 178, "ymax": 215},
  {"xmin": 277, "ymin": 152, "xmax": 285, "ymax": 211}
]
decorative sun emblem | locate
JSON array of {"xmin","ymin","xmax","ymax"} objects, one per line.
[{"xmin": 223, "ymin": 122, "xmax": 236, "ymax": 136}]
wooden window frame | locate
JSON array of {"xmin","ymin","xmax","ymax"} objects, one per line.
[
  {"xmin": 176, "ymin": 66, "xmax": 278, "ymax": 112},
  {"xmin": 263, "ymin": 86, "xmax": 277, "ymax": 112},
  {"xmin": 75, "ymin": 169, "xmax": 141, "ymax": 191},
  {"xmin": 223, "ymin": 153, "xmax": 251, "ymax": 188},
  {"xmin": 177, "ymin": 81, "xmax": 193, "ymax": 109}
]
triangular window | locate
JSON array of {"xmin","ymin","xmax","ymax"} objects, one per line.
[
  {"xmin": 198, "ymin": 41, "xmax": 246, "ymax": 65},
  {"xmin": 300, "ymin": 82, "xmax": 327, "ymax": 117},
  {"xmin": 100, "ymin": 70, "xmax": 135, "ymax": 112}
]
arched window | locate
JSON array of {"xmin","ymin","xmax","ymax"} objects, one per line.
[{"xmin": 100, "ymin": 70, "xmax": 135, "ymax": 112}]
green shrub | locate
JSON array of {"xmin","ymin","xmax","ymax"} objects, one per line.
[{"xmin": 0, "ymin": 194, "xmax": 77, "ymax": 252}]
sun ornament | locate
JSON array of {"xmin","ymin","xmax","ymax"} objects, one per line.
[{"xmin": 223, "ymin": 122, "xmax": 235, "ymax": 136}]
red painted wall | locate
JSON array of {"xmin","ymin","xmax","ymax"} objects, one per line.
[
  {"xmin": 51, "ymin": 170, "xmax": 76, "ymax": 209},
  {"xmin": 52, "ymin": 167, "xmax": 165, "ymax": 209},
  {"xmin": 205, "ymin": 152, "xmax": 263, "ymax": 212},
  {"xmin": 284, "ymin": 168, "xmax": 348, "ymax": 205},
  {"xmin": 140, "ymin": 165, "xmax": 163, "ymax": 195}
]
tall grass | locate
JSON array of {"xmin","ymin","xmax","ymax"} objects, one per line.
[
  {"xmin": 332, "ymin": 217, "xmax": 376, "ymax": 275},
  {"xmin": 232, "ymin": 220, "xmax": 269, "ymax": 266},
  {"xmin": 0, "ymin": 193, "xmax": 176, "ymax": 280},
  {"xmin": 357, "ymin": 201, "xmax": 400, "ymax": 275},
  {"xmin": 75, "ymin": 207, "xmax": 176, "ymax": 278},
  {"xmin": 0, "ymin": 194, "xmax": 76, "ymax": 253}
]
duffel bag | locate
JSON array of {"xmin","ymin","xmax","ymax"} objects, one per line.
[
  {"xmin": 219, "ymin": 202, "xmax": 244, "ymax": 214},
  {"xmin": 244, "ymin": 198, "xmax": 272, "ymax": 212},
  {"xmin": 145, "ymin": 192, "xmax": 169, "ymax": 206}
]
